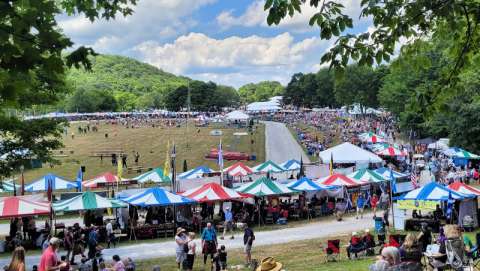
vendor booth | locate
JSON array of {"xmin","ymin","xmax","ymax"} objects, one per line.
[
  {"xmin": 25, "ymin": 174, "xmax": 78, "ymax": 192},
  {"xmin": 134, "ymin": 168, "xmax": 171, "ymax": 184}
]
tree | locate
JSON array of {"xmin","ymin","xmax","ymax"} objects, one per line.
[
  {"xmin": 238, "ymin": 81, "xmax": 284, "ymax": 103},
  {"xmin": 0, "ymin": 1, "xmax": 136, "ymax": 177},
  {"xmin": 164, "ymin": 86, "xmax": 188, "ymax": 111},
  {"xmin": 114, "ymin": 91, "xmax": 138, "ymax": 111},
  {"xmin": 66, "ymin": 88, "xmax": 117, "ymax": 112},
  {"xmin": 284, "ymin": 73, "xmax": 306, "ymax": 106},
  {"xmin": 264, "ymin": 0, "xmax": 480, "ymax": 81},
  {"xmin": 314, "ymin": 68, "xmax": 336, "ymax": 107}
]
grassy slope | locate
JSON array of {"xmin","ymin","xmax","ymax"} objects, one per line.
[{"xmin": 20, "ymin": 122, "xmax": 265, "ymax": 182}]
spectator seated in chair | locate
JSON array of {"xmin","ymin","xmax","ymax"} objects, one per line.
[
  {"xmin": 347, "ymin": 232, "xmax": 366, "ymax": 259},
  {"xmin": 363, "ymin": 229, "xmax": 376, "ymax": 256},
  {"xmin": 398, "ymin": 233, "xmax": 423, "ymax": 270}
]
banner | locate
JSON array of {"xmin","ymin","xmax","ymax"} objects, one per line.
[{"xmin": 397, "ymin": 200, "xmax": 437, "ymax": 211}]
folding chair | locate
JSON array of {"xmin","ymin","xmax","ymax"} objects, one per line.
[
  {"xmin": 446, "ymin": 239, "xmax": 471, "ymax": 270},
  {"xmin": 324, "ymin": 239, "xmax": 341, "ymax": 262}
]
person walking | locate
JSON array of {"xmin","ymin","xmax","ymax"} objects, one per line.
[
  {"xmin": 356, "ymin": 194, "xmax": 365, "ymax": 219},
  {"xmin": 175, "ymin": 228, "xmax": 187, "ymax": 270},
  {"xmin": 7, "ymin": 246, "xmax": 26, "ymax": 271},
  {"xmin": 201, "ymin": 223, "xmax": 217, "ymax": 265},
  {"xmin": 370, "ymin": 194, "xmax": 379, "ymax": 218},
  {"xmin": 63, "ymin": 228, "xmax": 73, "ymax": 262},
  {"xmin": 87, "ymin": 227, "xmax": 99, "ymax": 259},
  {"xmin": 243, "ymin": 223, "xmax": 255, "ymax": 267},
  {"xmin": 39, "ymin": 237, "xmax": 67, "ymax": 271},
  {"xmin": 106, "ymin": 219, "xmax": 115, "ymax": 248},
  {"xmin": 221, "ymin": 207, "xmax": 234, "ymax": 240}
]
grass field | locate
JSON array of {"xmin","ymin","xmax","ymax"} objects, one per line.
[{"xmin": 20, "ymin": 121, "xmax": 265, "ymax": 182}]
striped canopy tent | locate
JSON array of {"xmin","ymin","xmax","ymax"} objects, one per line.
[
  {"xmin": 370, "ymin": 143, "xmax": 401, "ymax": 152},
  {"xmin": 181, "ymin": 182, "xmax": 251, "ymax": 202},
  {"xmin": 25, "ymin": 174, "xmax": 78, "ymax": 192},
  {"xmin": 224, "ymin": 162, "xmax": 253, "ymax": 177},
  {"xmin": 359, "ymin": 132, "xmax": 385, "ymax": 143},
  {"xmin": 122, "ymin": 187, "xmax": 195, "ymax": 207},
  {"xmin": 53, "ymin": 191, "xmax": 127, "ymax": 212},
  {"xmin": 448, "ymin": 182, "xmax": 480, "ymax": 197},
  {"xmin": 348, "ymin": 169, "xmax": 386, "ymax": 183},
  {"xmin": 376, "ymin": 146, "xmax": 407, "ymax": 156},
  {"xmin": 252, "ymin": 160, "xmax": 284, "ymax": 173},
  {"xmin": 374, "ymin": 167, "xmax": 409, "ymax": 180},
  {"xmin": 0, "ymin": 179, "xmax": 17, "ymax": 192},
  {"xmin": 83, "ymin": 172, "xmax": 119, "ymax": 188},
  {"xmin": 398, "ymin": 182, "xmax": 471, "ymax": 201},
  {"xmin": 442, "ymin": 148, "xmax": 480, "ymax": 159},
  {"xmin": 0, "ymin": 196, "xmax": 50, "ymax": 218},
  {"xmin": 287, "ymin": 177, "xmax": 337, "ymax": 192},
  {"xmin": 134, "ymin": 168, "xmax": 171, "ymax": 184},
  {"xmin": 236, "ymin": 177, "xmax": 295, "ymax": 196},
  {"xmin": 316, "ymin": 173, "xmax": 367, "ymax": 187},
  {"xmin": 179, "ymin": 166, "xmax": 214, "ymax": 180},
  {"xmin": 280, "ymin": 159, "xmax": 301, "ymax": 171}
]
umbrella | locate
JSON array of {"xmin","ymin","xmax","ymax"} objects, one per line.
[
  {"xmin": 448, "ymin": 182, "xmax": 480, "ymax": 196},
  {"xmin": 178, "ymin": 166, "xmax": 214, "ymax": 179},
  {"xmin": 224, "ymin": 162, "xmax": 253, "ymax": 177},
  {"xmin": 398, "ymin": 182, "xmax": 472, "ymax": 201},
  {"xmin": 348, "ymin": 169, "xmax": 386, "ymax": 183},
  {"xmin": 134, "ymin": 168, "xmax": 171, "ymax": 183},
  {"xmin": 181, "ymin": 182, "xmax": 250, "ymax": 202},
  {"xmin": 287, "ymin": 177, "xmax": 337, "ymax": 192},
  {"xmin": 83, "ymin": 172, "xmax": 119, "ymax": 188},
  {"xmin": 25, "ymin": 174, "xmax": 77, "ymax": 192},
  {"xmin": 236, "ymin": 177, "xmax": 294, "ymax": 196},
  {"xmin": 280, "ymin": 159, "xmax": 302, "ymax": 171},
  {"xmin": 122, "ymin": 187, "xmax": 195, "ymax": 207},
  {"xmin": 316, "ymin": 173, "xmax": 366, "ymax": 187},
  {"xmin": 252, "ymin": 160, "xmax": 284, "ymax": 173},
  {"xmin": 0, "ymin": 195, "xmax": 50, "ymax": 218},
  {"xmin": 53, "ymin": 191, "xmax": 127, "ymax": 212}
]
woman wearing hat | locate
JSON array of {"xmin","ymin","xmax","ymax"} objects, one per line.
[
  {"xmin": 175, "ymin": 228, "xmax": 187, "ymax": 270},
  {"xmin": 256, "ymin": 257, "xmax": 282, "ymax": 271}
]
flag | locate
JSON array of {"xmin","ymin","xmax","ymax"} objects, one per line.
[
  {"xmin": 163, "ymin": 141, "xmax": 170, "ymax": 177},
  {"xmin": 410, "ymin": 172, "xmax": 419, "ymax": 189},
  {"xmin": 218, "ymin": 140, "xmax": 224, "ymax": 170},
  {"xmin": 117, "ymin": 156, "xmax": 123, "ymax": 180},
  {"xmin": 47, "ymin": 175, "xmax": 52, "ymax": 202},
  {"xmin": 329, "ymin": 153, "xmax": 334, "ymax": 175},
  {"xmin": 299, "ymin": 156, "xmax": 305, "ymax": 177},
  {"xmin": 76, "ymin": 168, "xmax": 83, "ymax": 192},
  {"xmin": 390, "ymin": 168, "xmax": 397, "ymax": 194}
]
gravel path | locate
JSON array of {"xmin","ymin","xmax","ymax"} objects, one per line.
[
  {"xmin": 3, "ymin": 214, "xmax": 375, "ymax": 267},
  {"xmin": 263, "ymin": 121, "xmax": 310, "ymax": 164}
]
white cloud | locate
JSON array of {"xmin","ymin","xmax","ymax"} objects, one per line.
[
  {"xmin": 217, "ymin": 0, "xmax": 365, "ymax": 32},
  {"xmin": 58, "ymin": 0, "xmax": 216, "ymax": 53},
  {"xmin": 134, "ymin": 32, "xmax": 333, "ymax": 87}
]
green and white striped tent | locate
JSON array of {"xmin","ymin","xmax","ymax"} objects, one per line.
[
  {"xmin": 443, "ymin": 147, "xmax": 480, "ymax": 159},
  {"xmin": 0, "ymin": 179, "xmax": 17, "ymax": 193},
  {"xmin": 252, "ymin": 160, "xmax": 285, "ymax": 173},
  {"xmin": 134, "ymin": 168, "xmax": 171, "ymax": 184},
  {"xmin": 235, "ymin": 177, "xmax": 295, "ymax": 196},
  {"xmin": 53, "ymin": 191, "xmax": 127, "ymax": 212},
  {"xmin": 347, "ymin": 169, "xmax": 386, "ymax": 183}
]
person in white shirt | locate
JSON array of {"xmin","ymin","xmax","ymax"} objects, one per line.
[{"xmin": 106, "ymin": 219, "xmax": 115, "ymax": 248}]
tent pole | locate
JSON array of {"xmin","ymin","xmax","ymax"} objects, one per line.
[{"xmin": 389, "ymin": 182, "xmax": 395, "ymax": 233}]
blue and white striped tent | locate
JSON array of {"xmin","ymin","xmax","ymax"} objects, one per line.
[
  {"xmin": 398, "ymin": 182, "xmax": 472, "ymax": 201},
  {"xmin": 281, "ymin": 159, "xmax": 301, "ymax": 171},
  {"xmin": 25, "ymin": 174, "xmax": 78, "ymax": 192},
  {"xmin": 121, "ymin": 187, "xmax": 195, "ymax": 207},
  {"xmin": 178, "ymin": 166, "xmax": 214, "ymax": 180},
  {"xmin": 287, "ymin": 177, "xmax": 337, "ymax": 192},
  {"xmin": 374, "ymin": 167, "xmax": 408, "ymax": 180}
]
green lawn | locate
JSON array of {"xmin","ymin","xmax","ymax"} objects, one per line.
[{"xmin": 17, "ymin": 121, "xmax": 265, "ymax": 182}]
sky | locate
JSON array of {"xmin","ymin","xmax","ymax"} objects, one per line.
[{"xmin": 58, "ymin": 0, "xmax": 372, "ymax": 88}]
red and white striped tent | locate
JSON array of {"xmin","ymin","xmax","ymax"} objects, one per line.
[
  {"xmin": 376, "ymin": 147, "xmax": 407, "ymax": 157},
  {"xmin": 448, "ymin": 182, "xmax": 480, "ymax": 196},
  {"xmin": 224, "ymin": 162, "xmax": 253, "ymax": 177},
  {"xmin": 0, "ymin": 196, "xmax": 50, "ymax": 218},
  {"xmin": 180, "ymin": 182, "xmax": 251, "ymax": 202},
  {"xmin": 83, "ymin": 172, "xmax": 119, "ymax": 188},
  {"xmin": 315, "ymin": 173, "xmax": 367, "ymax": 187}
]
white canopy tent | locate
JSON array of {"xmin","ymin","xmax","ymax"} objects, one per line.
[
  {"xmin": 319, "ymin": 142, "xmax": 383, "ymax": 165},
  {"xmin": 246, "ymin": 101, "xmax": 281, "ymax": 112},
  {"xmin": 225, "ymin": 110, "xmax": 250, "ymax": 121}
]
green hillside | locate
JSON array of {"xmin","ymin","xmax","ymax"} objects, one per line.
[{"xmin": 64, "ymin": 55, "xmax": 190, "ymax": 111}]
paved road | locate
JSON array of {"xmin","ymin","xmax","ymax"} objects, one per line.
[
  {"xmin": 263, "ymin": 121, "xmax": 310, "ymax": 164},
  {"xmin": 2, "ymin": 214, "xmax": 376, "ymax": 267}
]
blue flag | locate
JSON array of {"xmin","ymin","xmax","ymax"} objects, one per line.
[
  {"xmin": 390, "ymin": 168, "xmax": 397, "ymax": 194},
  {"xmin": 76, "ymin": 168, "xmax": 83, "ymax": 192}
]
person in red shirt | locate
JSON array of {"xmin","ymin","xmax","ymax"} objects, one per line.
[
  {"xmin": 370, "ymin": 194, "xmax": 379, "ymax": 217},
  {"xmin": 347, "ymin": 232, "xmax": 365, "ymax": 259},
  {"xmin": 39, "ymin": 237, "xmax": 66, "ymax": 271}
]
